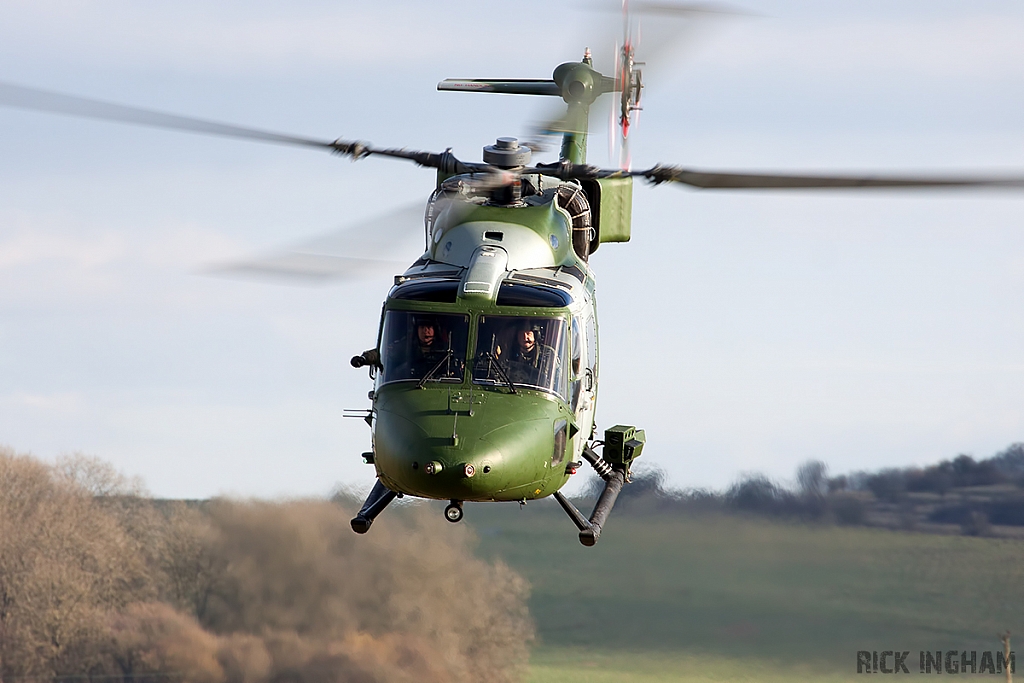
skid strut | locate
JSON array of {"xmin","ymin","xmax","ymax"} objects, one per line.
[
  {"xmin": 554, "ymin": 445, "xmax": 628, "ymax": 546},
  {"xmin": 350, "ymin": 479, "xmax": 398, "ymax": 534}
]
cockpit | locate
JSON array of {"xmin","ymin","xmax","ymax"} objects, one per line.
[
  {"xmin": 472, "ymin": 315, "xmax": 567, "ymax": 398},
  {"xmin": 379, "ymin": 311, "xmax": 470, "ymax": 385},
  {"xmin": 378, "ymin": 303, "xmax": 570, "ymax": 400}
]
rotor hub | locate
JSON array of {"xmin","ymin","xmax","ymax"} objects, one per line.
[{"xmin": 483, "ymin": 137, "xmax": 531, "ymax": 168}]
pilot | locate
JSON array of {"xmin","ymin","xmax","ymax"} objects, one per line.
[
  {"xmin": 415, "ymin": 318, "xmax": 437, "ymax": 352},
  {"xmin": 390, "ymin": 316, "xmax": 448, "ymax": 379},
  {"xmin": 505, "ymin": 321, "xmax": 557, "ymax": 387},
  {"xmin": 411, "ymin": 317, "xmax": 448, "ymax": 376}
]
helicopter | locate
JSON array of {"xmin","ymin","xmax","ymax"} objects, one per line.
[{"xmin": 3, "ymin": 5, "xmax": 1024, "ymax": 545}]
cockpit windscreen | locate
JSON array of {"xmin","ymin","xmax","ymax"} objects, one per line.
[
  {"xmin": 380, "ymin": 311, "xmax": 469, "ymax": 384},
  {"xmin": 473, "ymin": 316, "xmax": 567, "ymax": 399}
]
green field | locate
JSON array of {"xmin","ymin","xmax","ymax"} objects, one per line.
[{"xmin": 458, "ymin": 500, "xmax": 1024, "ymax": 682}]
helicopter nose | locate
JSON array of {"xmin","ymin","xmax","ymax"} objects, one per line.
[{"xmin": 373, "ymin": 405, "xmax": 557, "ymax": 501}]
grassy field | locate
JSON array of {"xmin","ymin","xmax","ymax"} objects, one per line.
[{"xmin": 457, "ymin": 500, "xmax": 1024, "ymax": 682}]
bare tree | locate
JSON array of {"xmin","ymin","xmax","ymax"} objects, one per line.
[
  {"xmin": 0, "ymin": 448, "xmax": 535, "ymax": 683},
  {"xmin": 53, "ymin": 453, "xmax": 145, "ymax": 497},
  {"xmin": 797, "ymin": 460, "xmax": 830, "ymax": 499},
  {"xmin": 157, "ymin": 503, "xmax": 223, "ymax": 620},
  {"xmin": 0, "ymin": 449, "xmax": 151, "ymax": 679}
]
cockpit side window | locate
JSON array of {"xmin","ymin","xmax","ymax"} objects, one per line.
[
  {"xmin": 585, "ymin": 313, "xmax": 598, "ymax": 375},
  {"xmin": 473, "ymin": 315, "xmax": 568, "ymax": 400},
  {"xmin": 570, "ymin": 316, "xmax": 583, "ymax": 411},
  {"xmin": 379, "ymin": 311, "xmax": 469, "ymax": 384}
]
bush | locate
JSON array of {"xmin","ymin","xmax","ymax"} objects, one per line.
[
  {"xmin": 0, "ymin": 447, "xmax": 534, "ymax": 683},
  {"xmin": 950, "ymin": 454, "xmax": 1003, "ymax": 487},
  {"xmin": 827, "ymin": 475, "xmax": 849, "ymax": 493},
  {"xmin": 993, "ymin": 443, "xmax": 1024, "ymax": 477},
  {"xmin": 831, "ymin": 495, "xmax": 867, "ymax": 525},
  {"xmin": 728, "ymin": 475, "xmax": 784, "ymax": 512},
  {"xmin": 904, "ymin": 465, "xmax": 953, "ymax": 495},
  {"xmin": 866, "ymin": 469, "xmax": 907, "ymax": 503}
]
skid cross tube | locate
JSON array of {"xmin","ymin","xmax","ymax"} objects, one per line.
[
  {"xmin": 350, "ymin": 479, "xmax": 398, "ymax": 534},
  {"xmin": 553, "ymin": 491, "xmax": 591, "ymax": 531}
]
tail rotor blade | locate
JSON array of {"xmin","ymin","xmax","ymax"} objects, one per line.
[{"xmin": 620, "ymin": 127, "xmax": 632, "ymax": 171}]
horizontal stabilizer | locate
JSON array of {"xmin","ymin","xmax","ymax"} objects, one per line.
[{"xmin": 437, "ymin": 79, "xmax": 561, "ymax": 97}]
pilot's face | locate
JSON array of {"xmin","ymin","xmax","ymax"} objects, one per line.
[
  {"xmin": 417, "ymin": 324, "xmax": 436, "ymax": 347},
  {"xmin": 517, "ymin": 329, "xmax": 536, "ymax": 353}
]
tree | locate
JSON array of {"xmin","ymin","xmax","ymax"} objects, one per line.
[
  {"xmin": 0, "ymin": 448, "xmax": 536, "ymax": 683},
  {"xmin": 796, "ymin": 460, "xmax": 829, "ymax": 499},
  {"xmin": 0, "ymin": 449, "xmax": 150, "ymax": 681}
]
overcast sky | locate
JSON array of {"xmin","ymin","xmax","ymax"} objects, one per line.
[{"xmin": 2, "ymin": 0, "xmax": 1024, "ymax": 499}]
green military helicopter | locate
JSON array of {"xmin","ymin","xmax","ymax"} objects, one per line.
[{"xmin": 3, "ymin": 5, "xmax": 1023, "ymax": 546}]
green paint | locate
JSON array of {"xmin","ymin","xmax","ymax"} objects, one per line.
[
  {"xmin": 354, "ymin": 52, "xmax": 636, "ymax": 536},
  {"xmin": 374, "ymin": 383, "xmax": 571, "ymax": 501}
]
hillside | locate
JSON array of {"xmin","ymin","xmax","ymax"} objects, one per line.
[
  {"xmin": 458, "ymin": 500, "xmax": 1024, "ymax": 683},
  {"xmin": 4, "ymin": 446, "xmax": 1020, "ymax": 683}
]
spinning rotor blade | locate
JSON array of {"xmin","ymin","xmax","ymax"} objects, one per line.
[
  {"xmin": 527, "ymin": 2, "xmax": 745, "ymax": 163},
  {"xmin": 208, "ymin": 254, "xmax": 409, "ymax": 284},
  {"xmin": 530, "ymin": 160, "xmax": 1024, "ymax": 190},
  {"xmin": 530, "ymin": 99, "xmax": 610, "ymax": 138},
  {"xmin": 204, "ymin": 203, "xmax": 426, "ymax": 284},
  {"xmin": 640, "ymin": 167, "xmax": 1024, "ymax": 190},
  {"xmin": 0, "ymin": 81, "xmax": 489, "ymax": 174},
  {"xmin": 587, "ymin": 1, "xmax": 742, "ymax": 77},
  {"xmin": 612, "ymin": 2, "xmax": 747, "ymax": 168},
  {"xmin": 0, "ymin": 81, "xmax": 337, "ymax": 151}
]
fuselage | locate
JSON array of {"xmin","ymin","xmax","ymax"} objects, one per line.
[{"xmin": 365, "ymin": 176, "xmax": 600, "ymax": 502}]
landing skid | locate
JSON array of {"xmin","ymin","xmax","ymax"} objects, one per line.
[
  {"xmin": 350, "ymin": 479, "xmax": 398, "ymax": 533},
  {"xmin": 553, "ymin": 446, "xmax": 626, "ymax": 546},
  {"xmin": 554, "ymin": 425, "xmax": 645, "ymax": 546},
  {"xmin": 352, "ymin": 425, "xmax": 643, "ymax": 542}
]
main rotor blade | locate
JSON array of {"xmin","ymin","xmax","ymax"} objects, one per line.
[
  {"xmin": 0, "ymin": 81, "xmax": 490, "ymax": 176},
  {"xmin": 531, "ymin": 160, "xmax": 1024, "ymax": 190},
  {"xmin": 203, "ymin": 202, "xmax": 427, "ymax": 285},
  {"xmin": 642, "ymin": 167, "xmax": 1024, "ymax": 190},
  {"xmin": 0, "ymin": 81, "xmax": 337, "ymax": 151}
]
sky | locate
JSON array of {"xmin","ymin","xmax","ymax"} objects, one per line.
[{"xmin": 1, "ymin": 0, "xmax": 1024, "ymax": 499}]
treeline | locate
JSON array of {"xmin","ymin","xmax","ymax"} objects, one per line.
[
  {"xmin": 591, "ymin": 443, "xmax": 1024, "ymax": 533},
  {"xmin": 585, "ymin": 465, "xmax": 860, "ymax": 522},
  {"xmin": 0, "ymin": 448, "xmax": 533, "ymax": 683},
  {"xmin": 839, "ymin": 444, "xmax": 1024, "ymax": 499}
]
